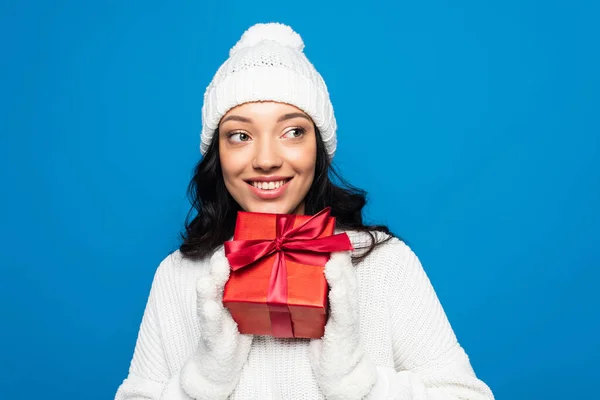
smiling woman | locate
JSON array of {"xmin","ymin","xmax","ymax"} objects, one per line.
[
  {"xmin": 218, "ymin": 102, "xmax": 317, "ymax": 215},
  {"xmin": 115, "ymin": 22, "xmax": 495, "ymax": 400}
]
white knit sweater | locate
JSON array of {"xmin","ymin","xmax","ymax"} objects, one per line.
[{"xmin": 115, "ymin": 232, "xmax": 494, "ymax": 399}]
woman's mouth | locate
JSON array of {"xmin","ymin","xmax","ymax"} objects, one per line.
[
  {"xmin": 249, "ymin": 179, "xmax": 290, "ymax": 190},
  {"xmin": 246, "ymin": 178, "xmax": 292, "ymax": 200}
]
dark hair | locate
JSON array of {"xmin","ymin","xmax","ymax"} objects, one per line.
[{"xmin": 179, "ymin": 127, "xmax": 396, "ymax": 263}]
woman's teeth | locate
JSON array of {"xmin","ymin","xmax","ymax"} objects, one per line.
[{"xmin": 252, "ymin": 180, "xmax": 288, "ymax": 190}]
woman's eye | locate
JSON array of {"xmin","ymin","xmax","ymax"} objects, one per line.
[
  {"xmin": 283, "ymin": 128, "xmax": 306, "ymax": 138},
  {"xmin": 228, "ymin": 132, "xmax": 250, "ymax": 142}
]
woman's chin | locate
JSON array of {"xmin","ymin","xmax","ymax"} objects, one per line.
[
  {"xmin": 243, "ymin": 201, "xmax": 303, "ymax": 215},
  {"xmin": 247, "ymin": 205, "xmax": 289, "ymax": 215}
]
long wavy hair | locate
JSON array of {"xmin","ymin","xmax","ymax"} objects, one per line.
[{"xmin": 179, "ymin": 126, "xmax": 396, "ymax": 263}]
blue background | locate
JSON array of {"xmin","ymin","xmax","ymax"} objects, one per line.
[{"xmin": 1, "ymin": 0, "xmax": 598, "ymax": 399}]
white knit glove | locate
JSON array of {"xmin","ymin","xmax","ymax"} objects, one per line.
[
  {"xmin": 180, "ymin": 248, "xmax": 253, "ymax": 400},
  {"xmin": 309, "ymin": 251, "xmax": 378, "ymax": 400}
]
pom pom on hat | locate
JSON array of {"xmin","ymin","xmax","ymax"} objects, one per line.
[
  {"xmin": 200, "ymin": 22, "xmax": 337, "ymax": 159},
  {"xmin": 230, "ymin": 22, "xmax": 305, "ymax": 56}
]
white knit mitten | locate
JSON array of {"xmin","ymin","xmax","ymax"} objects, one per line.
[
  {"xmin": 180, "ymin": 248, "xmax": 253, "ymax": 400},
  {"xmin": 309, "ymin": 251, "xmax": 378, "ymax": 400}
]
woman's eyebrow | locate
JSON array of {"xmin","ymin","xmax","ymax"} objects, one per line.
[
  {"xmin": 221, "ymin": 115, "xmax": 252, "ymax": 124},
  {"xmin": 221, "ymin": 112, "xmax": 311, "ymax": 125},
  {"xmin": 277, "ymin": 113, "xmax": 311, "ymax": 123}
]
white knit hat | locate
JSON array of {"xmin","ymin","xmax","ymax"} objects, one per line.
[{"xmin": 199, "ymin": 22, "xmax": 337, "ymax": 159}]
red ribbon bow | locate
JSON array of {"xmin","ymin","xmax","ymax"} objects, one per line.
[{"xmin": 224, "ymin": 207, "xmax": 354, "ymax": 337}]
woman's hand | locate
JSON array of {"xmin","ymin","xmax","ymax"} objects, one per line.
[
  {"xmin": 180, "ymin": 248, "xmax": 254, "ymax": 400},
  {"xmin": 309, "ymin": 251, "xmax": 378, "ymax": 400}
]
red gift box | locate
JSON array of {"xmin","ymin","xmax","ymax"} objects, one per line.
[{"xmin": 222, "ymin": 207, "xmax": 353, "ymax": 338}]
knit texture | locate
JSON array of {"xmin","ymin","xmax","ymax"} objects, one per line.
[
  {"xmin": 115, "ymin": 232, "xmax": 494, "ymax": 399},
  {"xmin": 200, "ymin": 22, "xmax": 337, "ymax": 159},
  {"xmin": 308, "ymin": 251, "xmax": 378, "ymax": 399},
  {"xmin": 180, "ymin": 248, "xmax": 253, "ymax": 399}
]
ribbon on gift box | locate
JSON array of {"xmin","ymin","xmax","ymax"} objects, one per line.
[{"xmin": 224, "ymin": 207, "xmax": 354, "ymax": 337}]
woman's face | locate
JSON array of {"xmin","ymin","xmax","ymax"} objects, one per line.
[{"xmin": 218, "ymin": 101, "xmax": 317, "ymax": 215}]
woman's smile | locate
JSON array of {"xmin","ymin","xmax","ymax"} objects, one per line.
[{"xmin": 246, "ymin": 176, "xmax": 293, "ymax": 200}]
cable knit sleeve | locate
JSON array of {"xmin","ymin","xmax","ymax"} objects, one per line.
[
  {"xmin": 115, "ymin": 257, "xmax": 192, "ymax": 400},
  {"xmin": 368, "ymin": 241, "xmax": 494, "ymax": 400}
]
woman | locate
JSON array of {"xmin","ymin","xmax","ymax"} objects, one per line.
[{"xmin": 115, "ymin": 22, "xmax": 494, "ymax": 399}]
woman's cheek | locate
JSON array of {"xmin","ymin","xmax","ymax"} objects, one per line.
[{"xmin": 285, "ymin": 144, "xmax": 316, "ymax": 166}]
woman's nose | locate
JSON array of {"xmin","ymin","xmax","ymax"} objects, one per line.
[{"xmin": 252, "ymin": 139, "xmax": 283, "ymax": 171}]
